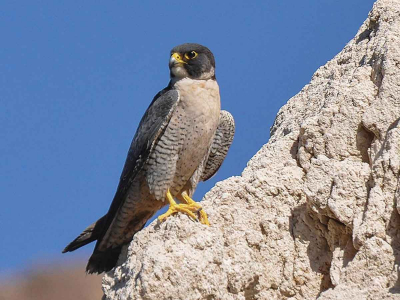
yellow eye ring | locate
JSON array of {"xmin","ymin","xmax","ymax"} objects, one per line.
[{"xmin": 184, "ymin": 51, "xmax": 198, "ymax": 60}]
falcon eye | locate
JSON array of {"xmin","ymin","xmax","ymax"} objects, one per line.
[{"xmin": 184, "ymin": 51, "xmax": 198, "ymax": 60}]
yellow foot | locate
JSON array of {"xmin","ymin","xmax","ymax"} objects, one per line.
[
  {"xmin": 181, "ymin": 191, "xmax": 210, "ymax": 226},
  {"xmin": 158, "ymin": 190, "xmax": 210, "ymax": 225}
]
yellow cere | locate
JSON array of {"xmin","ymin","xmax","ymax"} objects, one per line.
[{"xmin": 172, "ymin": 52, "xmax": 187, "ymax": 64}]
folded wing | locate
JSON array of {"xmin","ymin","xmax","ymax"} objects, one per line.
[{"xmin": 201, "ymin": 110, "xmax": 235, "ymax": 181}]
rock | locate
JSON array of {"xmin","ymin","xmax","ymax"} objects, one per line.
[{"xmin": 102, "ymin": 0, "xmax": 400, "ymax": 299}]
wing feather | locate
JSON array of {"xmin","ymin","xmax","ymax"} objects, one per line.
[
  {"xmin": 95, "ymin": 88, "xmax": 180, "ymax": 246},
  {"xmin": 201, "ymin": 110, "xmax": 235, "ymax": 181}
]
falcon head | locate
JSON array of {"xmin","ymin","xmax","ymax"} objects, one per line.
[{"xmin": 169, "ymin": 43, "xmax": 216, "ymax": 80}]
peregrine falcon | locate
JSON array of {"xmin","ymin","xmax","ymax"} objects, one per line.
[{"xmin": 62, "ymin": 43, "xmax": 235, "ymax": 274}]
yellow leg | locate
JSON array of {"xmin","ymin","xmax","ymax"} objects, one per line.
[
  {"xmin": 181, "ymin": 191, "xmax": 210, "ymax": 226},
  {"xmin": 158, "ymin": 189, "xmax": 200, "ymax": 223}
]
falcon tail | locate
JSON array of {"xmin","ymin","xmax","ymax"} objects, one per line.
[
  {"xmin": 63, "ymin": 207, "xmax": 155, "ymax": 274},
  {"xmin": 62, "ymin": 215, "xmax": 123, "ymax": 274},
  {"xmin": 85, "ymin": 213, "xmax": 150, "ymax": 274},
  {"xmin": 86, "ymin": 246, "xmax": 123, "ymax": 274},
  {"xmin": 62, "ymin": 215, "xmax": 107, "ymax": 253}
]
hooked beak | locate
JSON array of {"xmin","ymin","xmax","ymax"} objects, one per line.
[{"xmin": 169, "ymin": 52, "xmax": 187, "ymax": 68}]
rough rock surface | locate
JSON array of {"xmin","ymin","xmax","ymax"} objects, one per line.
[{"xmin": 102, "ymin": 0, "xmax": 400, "ymax": 299}]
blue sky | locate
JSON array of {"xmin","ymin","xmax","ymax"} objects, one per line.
[{"xmin": 0, "ymin": 0, "xmax": 375, "ymax": 274}]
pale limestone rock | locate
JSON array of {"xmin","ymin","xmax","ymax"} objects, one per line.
[{"xmin": 103, "ymin": 0, "xmax": 400, "ymax": 299}]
